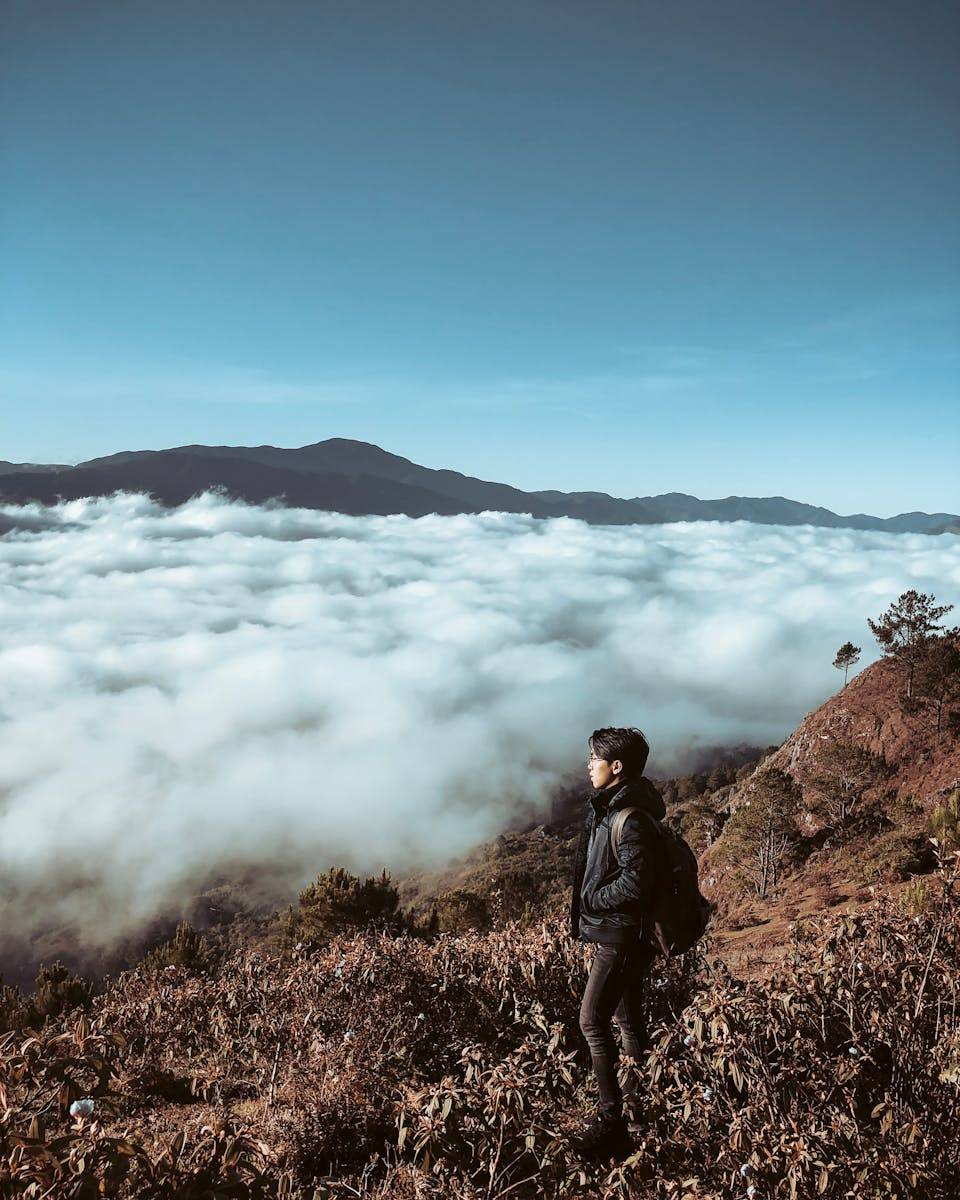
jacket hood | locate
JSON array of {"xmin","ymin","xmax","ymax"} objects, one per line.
[{"xmin": 589, "ymin": 774, "xmax": 666, "ymax": 821}]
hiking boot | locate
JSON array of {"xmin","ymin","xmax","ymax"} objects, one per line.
[{"xmin": 571, "ymin": 1112, "xmax": 629, "ymax": 1156}]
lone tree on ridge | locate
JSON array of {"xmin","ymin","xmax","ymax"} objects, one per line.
[
  {"xmin": 833, "ymin": 641, "xmax": 861, "ymax": 687},
  {"xmin": 867, "ymin": 590, "xmax": 954, "ymax": 699}
]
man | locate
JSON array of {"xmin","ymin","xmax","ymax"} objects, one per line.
[{"xmin": 569, "ymin": 726, "xmax": 664, "ymax": 1155}]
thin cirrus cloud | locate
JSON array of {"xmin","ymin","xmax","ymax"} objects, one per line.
[
  {"xmin": 1, "ymin": 491, "xmax": 958, "ymax": 951},
  {"xmin": 0, "ymin": 361, "xmax": 715, "ymax": 422}
]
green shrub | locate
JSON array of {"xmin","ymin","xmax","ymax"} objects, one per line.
[
  {"xmin": 902, "ymin": 878, "xmax": 938, "ymax": 915},
  {"xmin": 0, "ymin": 977, "xmax": 30, "ymax": 1033},
  {"xmin": 430, "ymin": 888, "xmax": 491, "ymax": 933},
  {"xmin": 140, "ymin": 921, "xmax": 209, "ymax": 973},
  {"xmin": 856, "ymin": 831, "xmax": 936, "ymax": 884},
  {"xmin": 286, "ymin": 866, "xmax": 400, "ymax": 948},
  {"xmin": 33, "ymin": 960, "xmax": 94, "ymax": 1019},
  {"xmin": 1, "ymin": 961, "xmax": 94, "ymax": 1032},
  {"xmin": 885, "ymin": 791, "xmax": 924, "ymax": 827}
]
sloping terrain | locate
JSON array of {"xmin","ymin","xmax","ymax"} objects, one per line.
[
  {"xmin": 698, "ymin": 653, "xmax": 960, "ymax": 975},
  {"xmin": 2, "ymin": 867, "xmax": 958, "ymax": 1198},
  {"xmin": 3, "ymin": 646, "xmax": 960, "ymax": 1195},
  {"xmin": 396, "ymin": 654, "xmax": 959, "ymax": 981}
]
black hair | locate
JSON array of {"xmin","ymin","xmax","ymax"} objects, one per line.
[{"xmin": 588, "ymin": 726, "xmax": 650, "ymax": 777}]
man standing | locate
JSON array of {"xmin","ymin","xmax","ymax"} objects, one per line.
[{"xmin": 570, "ymin": 726, "xmax": 664, "ymax": 1155}]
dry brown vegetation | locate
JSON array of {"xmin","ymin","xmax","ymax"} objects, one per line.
[{"xmin": 3, "ymin": 839, "xmax": 959, "ymax": 1200}]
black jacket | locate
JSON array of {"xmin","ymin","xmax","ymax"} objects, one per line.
[{"xmin": 569, "ymin": 775, "xmax": 666, "ymax": 944}]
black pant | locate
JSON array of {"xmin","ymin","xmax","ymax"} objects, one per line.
[{"xmin": 578, "ymin": 939, "xmax": 656, "ymax": 1119}]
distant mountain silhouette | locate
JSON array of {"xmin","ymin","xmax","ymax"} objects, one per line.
[
  {"xmin": 1, "ymin": 438, "xmax": 956, "ymax": 533},
  {"xmin": 0, "ymin": 459, "xmax": 69, "ymax": 474}
]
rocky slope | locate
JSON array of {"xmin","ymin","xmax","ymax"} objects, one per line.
[{"xmin": 757, "ymin": 654, "xmax": 959, "ymax": 806}]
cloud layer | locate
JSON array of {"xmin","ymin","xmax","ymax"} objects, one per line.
[{"xmin": 2, "ymin": 492, "xmax": 958, "ymax": 949}]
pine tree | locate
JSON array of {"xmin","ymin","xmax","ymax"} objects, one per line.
[
  {"xmin": 832, "ymin": 641, "xmax": 861, "ymax": 687},
  {"xmin": 726, "ymin": 768, "xmax": 801, "ymax": 900},
  {"xmin": 867, "ymin": 590, "xmax": 954, "ymax": 699},
  {"xmin": 909, "ymin": 629, "xmax": 960, "ymax": 740}
]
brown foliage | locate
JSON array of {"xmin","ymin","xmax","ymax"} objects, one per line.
[{"xmin": 2, "ymin": 850, "xmax": 960, "ymax": 1198}]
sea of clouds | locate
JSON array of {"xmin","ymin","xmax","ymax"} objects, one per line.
[{"xmin": 2, "ymin": 491, "xmax": 959, "ymax": 949}]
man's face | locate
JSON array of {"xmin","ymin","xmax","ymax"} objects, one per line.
[{"xmin": 587, "ymin": 750, "xmax": 623, "ymax": 790}]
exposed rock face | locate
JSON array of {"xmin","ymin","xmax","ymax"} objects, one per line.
[{"xmin": 746, "ymin": 656, "xmax": 960, "ymax": 810}]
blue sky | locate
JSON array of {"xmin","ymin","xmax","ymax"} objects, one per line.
[{"xmin": 2, "ymin": 0, "xmax": 958, "ymax": 515}]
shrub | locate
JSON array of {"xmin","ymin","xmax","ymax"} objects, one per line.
[
  {"xmin": 0, "ymin": 977, "xmax": 30, "ymax": 1033},
  {"xmin": 140, "ymin": 920, "xmax": 209, "ymax": 973},
  {"xmin": 885, "ymin": 791, "xmax": 924, "ymax": 828},
  {"xmin": 34, "ymin": 959, "xmax": 95, "ymax": 1020},
  {"xmin": 4, "ymin": 856, "xmax": 960, "ymax": 1197},
  {"xmin": 431, "ymin": 888, "xmax": 491, "ymax": 933},
  {"xmin": 856, "ymin": 830, "xmax": 936, "ymax": 885},
  {"xmin": 285, "ymin": 866, "xmax": 401, "ymax": 948}
]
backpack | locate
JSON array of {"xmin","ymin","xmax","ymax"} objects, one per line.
[{"xmin": 610, "ymin": 806, "xmax": 713, "ymax": 957}]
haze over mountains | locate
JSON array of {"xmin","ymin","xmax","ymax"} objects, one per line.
[{"xmin": 1, "ymin": 440, "xmax": 956, "ymax": 533}]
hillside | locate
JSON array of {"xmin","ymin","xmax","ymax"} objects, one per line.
[
  {"xmin": 697, "ymin": 651, "xmax": 960, "ymax": 974},
  {"xmin": 394, "ymin": 651, "xmax": 959, "ymax": 980},
  {"xmin": 2, "ymin": 859, "xmax": 958, "ymax": 1197},
  {"xmin": 0, "ymin": 460, "xmax": 69, "ymax": 474},
  {"xmin": 759, "ymin": 654, "xmax": 960, "ymax": 804},
  {"xmin": 3, "ymin": 635, "xmax": 960, "ymax": 1195},
  {"xmin": 2, "ymin": 438, "xmax": 956, "ymax": 533}
]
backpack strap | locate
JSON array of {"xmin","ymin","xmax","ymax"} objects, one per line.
[
  {"xmin": 610, "ymin": 806, "xmax": 638, "ymax": 862},
  {"xmin": 611, "ymin": 805, "xmax": 666, "ymax": 862}
]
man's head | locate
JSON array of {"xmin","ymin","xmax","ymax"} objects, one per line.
[{"xmin": 587, "ymin": 726, "xmax": 650, "ymax": 790}]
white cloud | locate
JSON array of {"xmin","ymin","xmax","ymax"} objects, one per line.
[{"xmin": 1, "ymin": 492, "xmax": 958, "ymax": 950}]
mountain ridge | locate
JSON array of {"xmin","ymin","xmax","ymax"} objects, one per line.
[{"xmin": 1, "ymin": 438, "xmax": 956, "ymax": 533}]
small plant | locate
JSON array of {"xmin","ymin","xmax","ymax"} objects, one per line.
[
  {"xmin": 901, "ymin": 878, "xmax": 937, "ymax": 915},
  {"xmin": 929, "ymin": 788, "xmax": 960, "ymax": 854}
]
